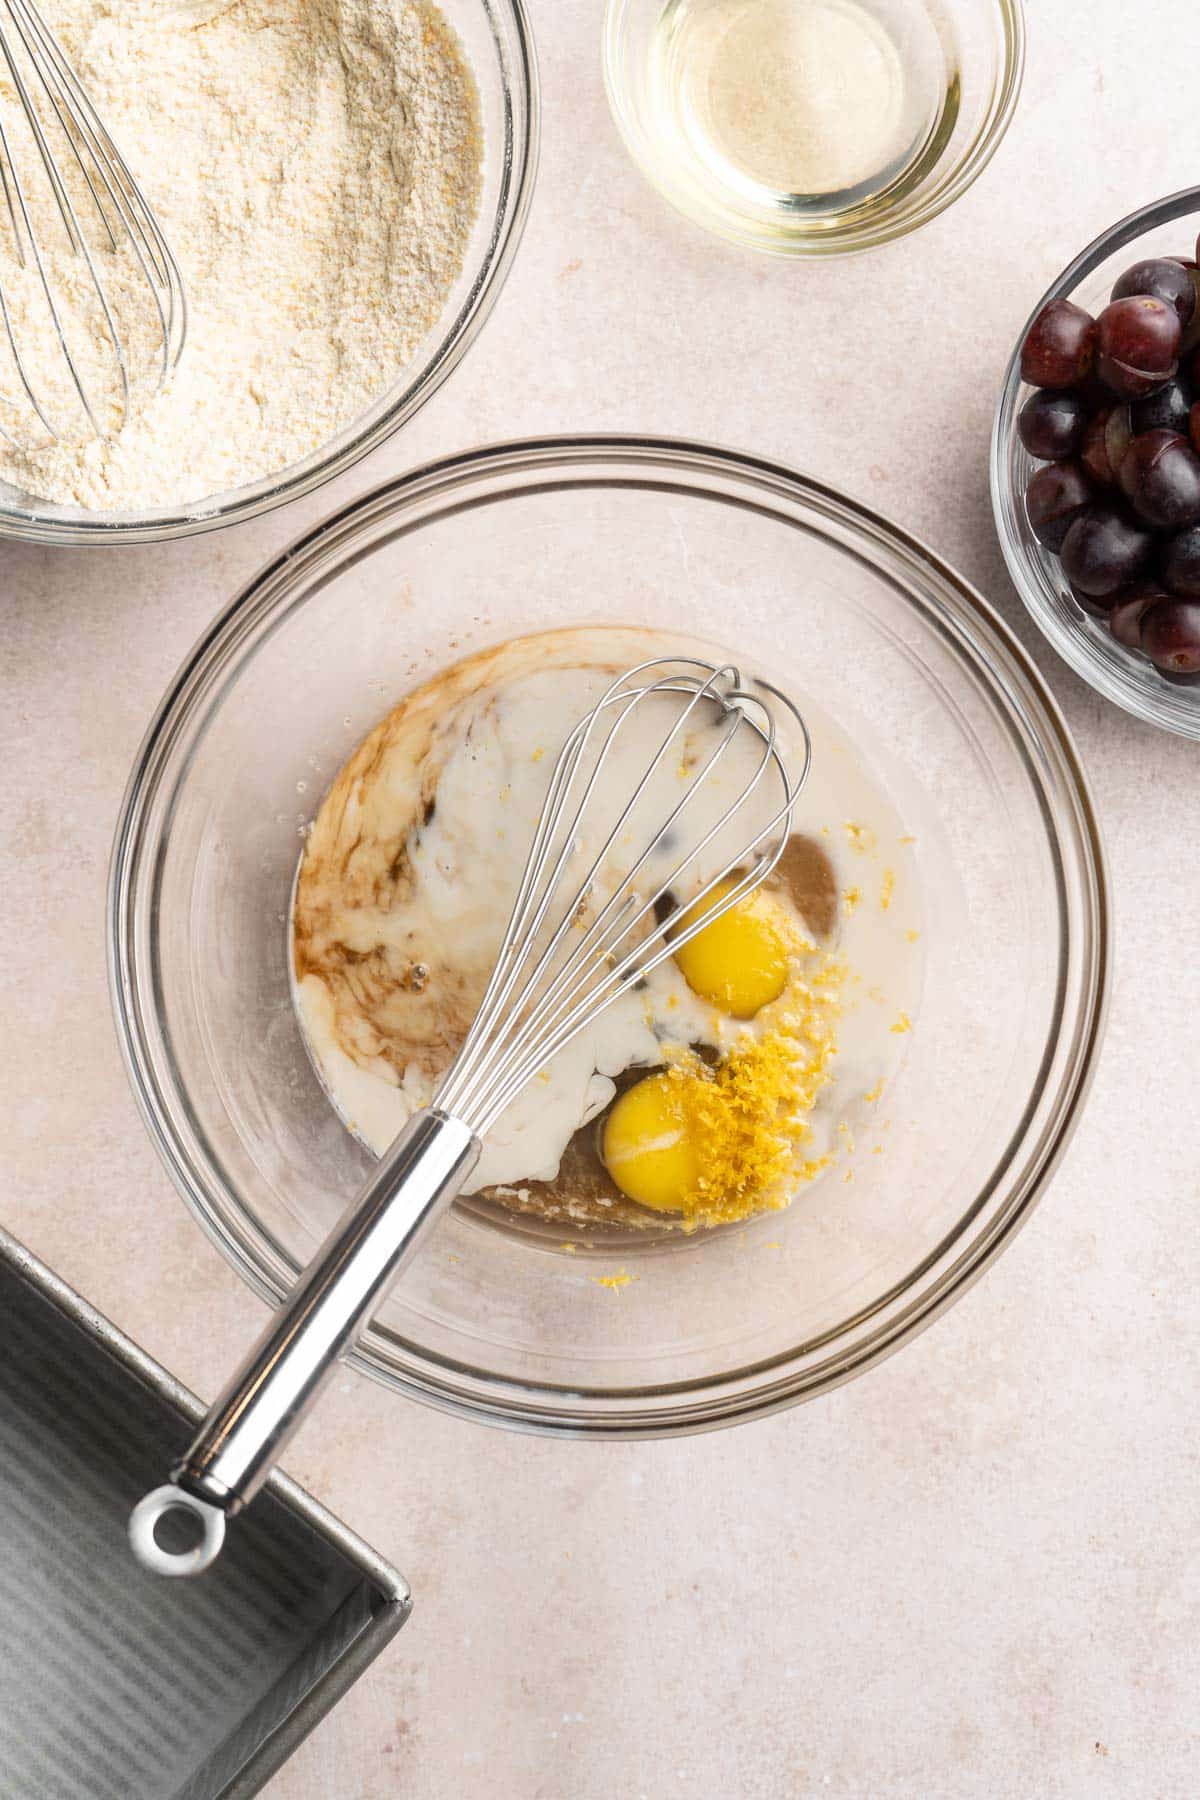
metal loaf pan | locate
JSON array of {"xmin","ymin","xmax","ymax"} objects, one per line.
[{"xmin": 0, "ymin": 1226, "xmax": 410, "ymax": 1799}]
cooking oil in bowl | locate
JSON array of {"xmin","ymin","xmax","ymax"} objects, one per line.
[{"xmin": 643, "ymin": 0, "xmax": 959, "ymax": 248}]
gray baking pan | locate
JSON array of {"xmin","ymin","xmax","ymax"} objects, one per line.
[{"xmin": 0, "ymin": 1225, "xmax": 410, "ymax": 1799}]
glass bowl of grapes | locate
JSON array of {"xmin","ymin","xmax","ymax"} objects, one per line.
[{"xmin": 992, "ymin": 187, "xmax": 1200, "ymax": 738}]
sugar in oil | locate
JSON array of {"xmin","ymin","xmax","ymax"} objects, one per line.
[{"xmin": 645, "ymin": 0, "xmax": 958, "ymax": 238}]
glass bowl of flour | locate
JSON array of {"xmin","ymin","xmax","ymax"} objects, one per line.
[
  {"xmin": 109, "ymin": 437, "xmax": 1109, "ymax": 1436},
  {"xmin": 0, "ymin": 0, "xmax": 536, "ymax": 544}
]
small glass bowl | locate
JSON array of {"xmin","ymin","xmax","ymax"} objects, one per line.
[
  {"xmin": 992, "ymin": 187, "xmax": 1200, "ymax": 739},
  {"xmin": 602, "ymin": 0, "xmax": 1024, "ymax": 257},
  {"xmin": 0, "ymin": 0, "xmax": 537, "ymax": 548},
  {"xmin": 109, "ymin": 437, "xmax": 1108, "ymax": 1437}
]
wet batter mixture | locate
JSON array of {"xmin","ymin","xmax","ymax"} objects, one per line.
[{"xmin": 291, "ymin": 627, "xmax": 922, "ymax": 1233}]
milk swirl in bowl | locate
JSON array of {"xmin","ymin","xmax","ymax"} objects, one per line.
[{"xmin": 291, "ymin": 627, "xmax": 923, "ymax": 1235}]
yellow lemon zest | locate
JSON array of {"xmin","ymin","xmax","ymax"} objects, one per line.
[
  {"xmin": 592, "ymin": 1269, "xmax": 633, "ymax": 1292},
  {"xmin": 601, "ymin": 950, "xmax": 843, "ymax": 1230}
]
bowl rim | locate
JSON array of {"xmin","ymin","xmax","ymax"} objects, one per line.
[
  {"xmin": 991, "ymin": 184, "xmax": 1200, "ymax": 739},
  {"xmin": 108, "ymin": 433, "xmax": 1111, "ymax": 1437},
  {"xmin": 600, "ymin": 0, "xmax": 1027, "ymax": 258},
  {"xmin": 0, "ymin": 0, "xmax": 540, "ymax": 548}
]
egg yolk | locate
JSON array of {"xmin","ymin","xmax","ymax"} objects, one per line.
[
  {"xmin": 671, "ymin": 878, "xmax": 789, "ymax": 1018},
  {"xmin": 601, "ymin": 1071, "xmax": 702, "ymax": 1213}
]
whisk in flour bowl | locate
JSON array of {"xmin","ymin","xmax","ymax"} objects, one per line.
[
  {"xmin": 0, "ymin": 0, "xmax": 187, "ymax": 448},
  {"xmin": 603, "ymin": 0, "xmax": 1024, "ymax": 255},
  {"xmin": 0, "ymin": 0, "xmax": 535, "ymax": 541}
]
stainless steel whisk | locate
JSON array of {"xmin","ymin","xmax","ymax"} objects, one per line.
[
  {"xmin": 0, "ymin": 0, "xmax": 186, "ymax": 447},
  {"xmin": 129, "ymin": 657, "xmax": 811, "ymax": 1576}
]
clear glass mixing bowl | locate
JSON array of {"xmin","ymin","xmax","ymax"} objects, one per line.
[
  {"xmin": 992, "ymin": 187, "xmax": 1200, "ymax": 738},
  {"xmin": 109, "ymin": 437, "xmax": 1109, "ymax": 1436},
  {"xmin": 0, "ymin": 0, "xmax": 537, "ymax": 547}
]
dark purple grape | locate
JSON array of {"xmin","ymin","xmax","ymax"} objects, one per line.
[
  {"xmin": 1111, "ymin": 257, "xmax": 1197, "ymax": 326},
  {"xmin": 1108, "ymin": 583, "xmax": 1169, "ymax": 648},
  {"xmin": 1070, "ymin": 580, "xmax": 1119, "ymax": 619},
  {"xmin": 1160, "ymin": 523, "xmax": 1200, "ymax": 597},
  {"xmin": 1130, "ymin": 373, "xmax": 1192, "ymax": 435},
  {"xmin": 1140, "ymin": 599, "xmax": 1200, "ymax": 675},
  {"xmin": 1081, "ymin": 407, "xmax": 1117, "ymax": 486},
  {"xmin": 1017, "ymin": 389, "xmax": 1088, "ymax": 459},
  {"xmin": 1116, "ymin": 429, "xmax": 1200, "ymax": 529},
  {"xmin": 1097, "ymin": 296, "xmax": 1181, "ymax": 397},
  {"xmin": 1060, "ymin": 504, "xmax": 1153, "ymax": 597},
  {"xmin": 1104, "ymin": 404, "xmax": 1134, "ymax": 478},
  {"xmin": 1025, "ymin": 460, "xmax": 1093, "ymax": 550},
  {"xmin": 1184, "ymin": 262, "xmax": 1200, "ymax": 355},
  {"xmin": 1020, "ymin": 299, "xmax": 1096, "ymax": 389}
]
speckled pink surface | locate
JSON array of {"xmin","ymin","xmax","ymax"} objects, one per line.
[{"xmin": 4, "ymin": 3, "xmax": 1199, "ymax": 1795}]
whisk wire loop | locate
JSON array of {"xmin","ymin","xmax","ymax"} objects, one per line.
[
  {"xmin": 436, "ymin": 657, "xmax": 812, "ymax": 1136},
  {"xmin": 438, "ymin": 660, "xmax": 736, "ymax": 1120},
  {"xmin": 0, "ymin": 0, "xmax": 186, "ymax": 446},
  {"xmin": 457, "ymin": 691, "xmax": 759, "ymax": 1122}
]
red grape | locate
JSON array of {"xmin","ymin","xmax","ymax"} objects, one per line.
[
  {"xmin": 1025, "ymin": 460, "xmax": 1092, "ymax": 550},
  {"xmin": 1111, "ymin": 257, "xmax": 1197, "ymax": 326},
  {"xmin": 1017, "ymin": 389, "xmax": 1088, "ymax": 459},
  {"xmin": 1183, "ymin": 266, "xmax": 1200, "ymax": 354},
  {"xmin": 1130, "ymin": 374, "xmax": 1193, "ymax": 435},
  {"xmin": 1060, "ymin": 504, "xmax": 1153, "ymax": 597},
  {"xmin": 1140, "ymin": 599, "xmax": 1200, "ymax": 675},
  {"xmin": 1016, "ymin": 241, "xmax": 1200, "ymax": 689},
  {"xmin": 1097, "ymin": 296, "xmax": 1181, "ymax": 397},
  {"xmin": 1160, "ymin": 524, "xmax": 1200, "ymax": 597},
  {"xmin": 1069, "ymin": 581, "xmax": 1118, "ymax": 619},
  {"xmin": 1117, "ymin": 429, "xmax": 1200, "ymax": 529},
  {"xmin": 1020, "ymin": 300, "xmax": 1096, "ymax": 389},
  {"xmin": 1081, "ymin": 408, "xmax": 1117, "ymax": 486},
  {"xmin": 1104, "ymin": 404, "xmax": 1134, "ymax": 479},
  {"xmin": 1108, "ymin": 583, "xmax": 1169, "ymax": 649}
]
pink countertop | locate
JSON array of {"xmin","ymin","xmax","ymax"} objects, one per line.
[{"xmin": 4, "ymin": 3, "xmax": 1198, "ymax": 1794}]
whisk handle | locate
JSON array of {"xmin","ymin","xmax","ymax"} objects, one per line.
[{"xmin": 128, "ymin": 1109, "xmax": 478, "ymax": 1575}]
